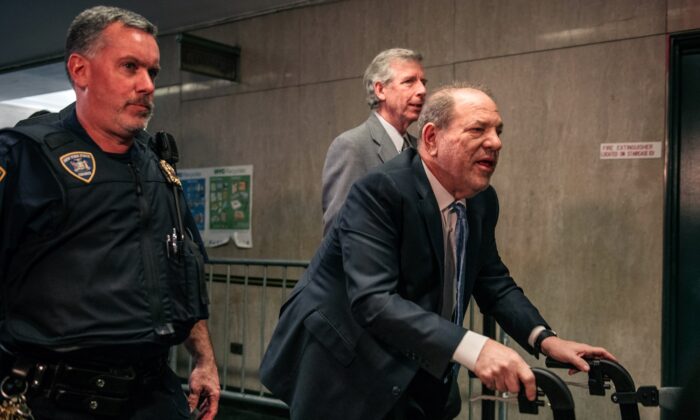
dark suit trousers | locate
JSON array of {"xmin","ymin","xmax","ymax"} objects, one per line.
[{"xmin": 384, "ymin": 368, "xmax": 461, "ymax": 420}]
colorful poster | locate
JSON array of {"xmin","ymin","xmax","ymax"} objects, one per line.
[
  {"xmin": 178, "ymin": 165, "xmax": 253, "ymax": 248},
  {"xmin": 182, "ymin": 178, "xmax": 206, "ymax": 231}
]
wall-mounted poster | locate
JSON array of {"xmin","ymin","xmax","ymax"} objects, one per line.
[{"xmin": 178, "ymin": 165, "xmax": 253, "ymax": 248}]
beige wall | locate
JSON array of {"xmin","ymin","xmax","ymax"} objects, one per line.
[{"xmin": 154, "ymin": 1, "xmax": 700, "ymax": 418}]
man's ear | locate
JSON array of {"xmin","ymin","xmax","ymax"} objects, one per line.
[
  {"xmin": 421, "ymin": 123, "xmax": 439, "ymax": 156},
  {"xmin": 67, "ymin": 53, "xmax": 89, "ymax": 89},
  {"xmin": 374, "ymin": 81, "xmax": 386, "ymax": 102}
]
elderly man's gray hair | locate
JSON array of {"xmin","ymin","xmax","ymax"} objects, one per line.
[
  {"xmin": 363, "ymin": 48, "xmax": 423, "ymax": 109},
  {"xmin": 65, "ymin": 6, "xmax": 157, "ymax": 84}
]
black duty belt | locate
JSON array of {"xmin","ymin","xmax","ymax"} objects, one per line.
[{"xmin": 1, "ymin": 351, "xmax": 168, "ymax": 417}]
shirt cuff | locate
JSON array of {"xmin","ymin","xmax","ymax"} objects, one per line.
[
  {"xmin": 452, "ymin": 331, "xmax": 489, "ymax": 371},
  {"xmin": 528, "ymin": 325, "xmax": 547, "ymax": 348}
]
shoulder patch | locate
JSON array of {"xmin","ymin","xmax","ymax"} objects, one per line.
[
  {"xmin": 59, "ymin": 151, "xmax": 96, "ymax": 183},
  {"xmin": 0, "ymin": 165, "xmax": 5, "ymax": 182}
]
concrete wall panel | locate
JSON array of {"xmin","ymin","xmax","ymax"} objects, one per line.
[{"xmin": 455, "ymin": 0, "xmax": 665, "ymax": 61}]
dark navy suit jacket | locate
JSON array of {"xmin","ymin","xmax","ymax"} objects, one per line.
[{"xmin": 260, "ymin": 148, "xmax": 547, "ymax": 420}]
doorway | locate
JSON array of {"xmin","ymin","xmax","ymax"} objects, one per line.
[{"xmin": 664, "ymin": 32, "xmax": 700, "ymax": 391}]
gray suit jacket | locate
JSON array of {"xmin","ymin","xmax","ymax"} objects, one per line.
[{"xmin": 321, "ymin": 113, "xmax": 415, "ymax": 235}]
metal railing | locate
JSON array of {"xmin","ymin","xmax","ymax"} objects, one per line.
[
  {"xmin": 172, "ymin": 258, "xmax": 507, "ymax": 419},
  {"xmin": 172, "ymin": 258, "xmax": 308, "ymax": 410}
]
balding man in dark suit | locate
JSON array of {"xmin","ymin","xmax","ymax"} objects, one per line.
[{"xmin": 262, "ymin": 84, "xmax": 614, "ymax": 420}]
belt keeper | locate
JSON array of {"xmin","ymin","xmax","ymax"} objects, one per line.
[
  {"xmin": 10, "ymin": 356, "xmax": 33, "ymax": 380},
  {"xmin": 30, "ymin": 363, "xmax": 47, "ymax": 391},
  {"xmin": 46, "ymin": 361, "xmax": 66, "ymax": 400}
]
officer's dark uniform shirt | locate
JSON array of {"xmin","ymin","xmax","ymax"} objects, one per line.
[{"xmin": 0, "ymin": 105, "xmax": 208, "ymax": 360}]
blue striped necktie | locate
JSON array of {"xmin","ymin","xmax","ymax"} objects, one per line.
[
  {"xmin": 450, "ymin": 201, "xmax": 468, "ymax": 379},
  {"xmin": 450, "ymin": 201, "xmax": 468, "ymax": 327}
]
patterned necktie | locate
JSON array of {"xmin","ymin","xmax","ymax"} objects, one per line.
[
  {"xmin": 401, "ymin": 134, "xmax": 411, "ymax": 151},
  {"xmin": 450, "ymin": 201, "xmax": 468, "ymax": 379},
  {"xmin": 450, "ymin": 202, "xmax": 468, "ymax": 327}
]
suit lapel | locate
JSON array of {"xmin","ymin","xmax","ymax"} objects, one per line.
[
  {"xmin": 412, "ymin": 155, "xmax": 445, "ymax": 293},
  {"xmin": 408, "ymin": 154, "xmax": 489, "ymax": 317},
  {"xmin": 367, "ymin": 113, "xmax": 399, "ymax": 163}
]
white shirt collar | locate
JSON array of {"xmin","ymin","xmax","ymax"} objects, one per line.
[
  {"xmin": 421, "ymin": 161, "xmax": 465, "ymax": 212},
  {"xmin": 374, "ymin": 111, "xmax": 405, "ymax": 153}
]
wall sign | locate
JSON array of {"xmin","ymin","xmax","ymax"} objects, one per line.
[
  {"xmin": 179, "ymin": 165, "xmax": 253, "ymax": 248},
  {"xmin": 600, "ymin": 142, "xmax": 662, "ymax": 159}
]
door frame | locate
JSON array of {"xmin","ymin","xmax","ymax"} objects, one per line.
[{"xmin": 663, "ymin": 31, "xmax": 700, "ymax": 387}]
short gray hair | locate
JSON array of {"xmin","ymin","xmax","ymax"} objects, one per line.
[
  {"xmin": 417, "ymin": 82, "xmax": 494, "ymax": 137},
  {"xmin": 65, "ymin": 6, "xmax": 157, "ymax": 84},
  {"xmin": 363, "ymin": 48, "xmax": 422, "ymax": 109}
]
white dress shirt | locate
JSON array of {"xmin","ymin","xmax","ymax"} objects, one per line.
[
  {"xmin": 422, "ymin": 161, "xmax": 543, "ymax": 370},
  {"xmin": 375, "ymin": 112, "xmax": 407, "ymax": 152}
]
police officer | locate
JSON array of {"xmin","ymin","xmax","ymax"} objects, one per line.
[{"xmin": 0, "ymin": 6, "xmax": 219, "ymax": 419}]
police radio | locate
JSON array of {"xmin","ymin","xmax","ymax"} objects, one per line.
[
  {"xmin": 154, "ymin": 131, "xmax": 179, "ymax": 167},
  {"xmin": 154, "ymin": 131, "xmax": 185, "ymax": 261}
]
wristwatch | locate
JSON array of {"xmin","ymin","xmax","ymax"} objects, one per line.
[{"xmin": 534, "ymin": 329, "xmax": 557, "ymax": 359}]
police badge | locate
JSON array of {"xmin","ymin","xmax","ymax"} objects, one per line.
[
  {"xmin": 159, "ymin": 160, "xmax": 182, "ymax": 188},
  {"xmin": 59, "ymin": 152, "xmax": 96, "ymax": 183}
]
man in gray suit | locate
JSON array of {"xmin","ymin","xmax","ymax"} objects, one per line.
[{"xmin": 322, "ymin": 48, "xmax": 427, "ymax": 235}]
